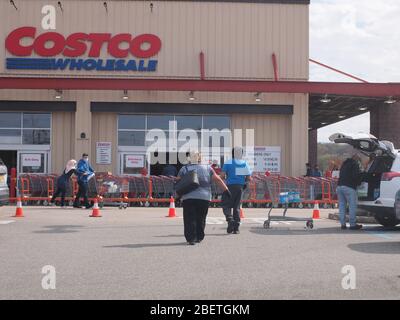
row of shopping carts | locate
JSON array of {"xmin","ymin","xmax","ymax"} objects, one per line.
[{"xmin": 14, "ymin": 173, "xmax": 338, "ymax": 208}]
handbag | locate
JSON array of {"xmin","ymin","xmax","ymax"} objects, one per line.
[{"xmin": 174, "ymin": 166, "xmax": 200, "ymax": 197}]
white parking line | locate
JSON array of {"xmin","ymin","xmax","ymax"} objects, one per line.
[
  {"xmin": 205, "ymin": 217, "xmax": 292, "ymax": 225},
  {"xmin": 0, "ymin": 220, "xmax": 15, "ymax": 225}
]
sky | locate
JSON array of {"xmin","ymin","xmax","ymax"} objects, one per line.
[{"xmin": 309, "ymin": 0, "xmax": 400, "ymax": 142}]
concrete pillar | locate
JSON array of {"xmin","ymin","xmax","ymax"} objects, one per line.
[
  {"xmin": 74, "ymin": 92, "xmax": 92, "ymax": 160},
  {"xmin": 290, "ymin": 93, "xmax": 309, "ymax": 176},
  {"xmin": 370, "ymin": 102, "xmax": 400, "ymax": 148},
  {"xmin": 308, "ymin": 129, "xmax": 318, "ymax": 166}
]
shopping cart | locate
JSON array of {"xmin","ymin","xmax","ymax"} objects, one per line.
[{"xmin": 263, "ymin": 177, "xmax": 314, "ymax": 230}]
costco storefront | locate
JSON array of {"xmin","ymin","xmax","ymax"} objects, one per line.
[{"xmin": 0, "ymin": 0, "xmax": 310, "ymax": 176}]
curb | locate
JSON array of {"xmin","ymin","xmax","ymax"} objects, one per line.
[{"xmin": 328, "ymin": 213, "xmax": 377, "ymax": 224}]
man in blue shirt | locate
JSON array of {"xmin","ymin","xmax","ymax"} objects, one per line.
[
  {"xmin": 220, "ymin": 147, "xmax": 252, "ymax": 234},
  {"xmin": 73, "ymin": 153, "xmax": 95, "ymax": 209}
]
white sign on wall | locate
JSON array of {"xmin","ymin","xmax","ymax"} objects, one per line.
[
  {"xmin": 125, "ymin": 155, "xmax": 145, "ymax": 168},
  {"xmin": 245, "ymin": 146, "xmax": 281, "ymax": 174},
  {"xmin": 21, "ymin": 154, "xmax": 42, "ymax": 167},
  {"xmin": 96, "ymin": 142, "xmax": 112, "ymax": 165}
]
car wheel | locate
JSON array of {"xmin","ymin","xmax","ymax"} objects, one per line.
[{"xmin": 374, "ymin": 214, "xmax": 400, "ymax": 228}]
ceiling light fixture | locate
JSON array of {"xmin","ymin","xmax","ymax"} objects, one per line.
[
  {"xmin": 255, "ymin": 92, "xmax": 262, "ymax": 102},
  {"xmin": 384, "ymin": 96, "xmax": 397, "ymax": 104},
  {"xmin": 320, "ymin": 94, "xmax": 331, "ymax": 103},
  {"xmin": 359, "ymin": 106, "xmax": 368, "ymax": 111},
  {"xmin": 55, "ymin": 89, "xmax": 62, "ymax": 100},
  {"xmin": 189, "ymin": 91, "xmax": 196, "ymax": 101},
  {"xmin": 122, "ymin": 90, "xmax": 129, "ymax": 100}
]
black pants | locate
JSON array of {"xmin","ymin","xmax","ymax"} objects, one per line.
[
  {"xmin": 73, "ymin": 180, "xmax": 90, "ymax": 207},
  {"xmin": 182, "ymin": 199, "xmax": 210, "ymax": 243},
  {"xmin": 222, "ymin": 184, "xmax": 243, "ymax": 228},
  {"xmin": 51, "ymin": 185, "xmax": 67, "ymax": 206}
]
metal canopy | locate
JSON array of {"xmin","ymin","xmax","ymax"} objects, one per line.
[{"xmin": 309, "ymin": 94, "xmax": 386, "ymax": 130}]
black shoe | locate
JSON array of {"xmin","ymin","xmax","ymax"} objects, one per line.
[
  {"xmin": 195, "ymin": 240, "xmax": 202, "ymax": 243},
  {"xmin": 341, "ymin": 224, "xmax": 347, "ymax": 230},
  {"xmin": 233, "ymin": 229, "xmax": 240, "ymax": 234},
  {"xmin": 349, "ymin": 224, "xmax": 363, "ymax": 230},
  {"xmin": 187, "ymin": 242, "xmax": 196, "ymax": 246},
  {"xmin": 73, "ymin": 205, "xmax": 82, "ymax": 209},
  {"xmin": 227, "ymin": 221, "xmax": 234, "ymax": 234}
]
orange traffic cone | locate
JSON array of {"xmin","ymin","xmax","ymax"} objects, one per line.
[
  {"xmin": 14, "ymin": 197, "xmax": 24, "ymax": 218},
  {"xmin": 240, "ymin": 207, "xmax": 245, "ymax": 219},
  {"xmin": 90, "ymin": 199, "xmax": 102, "ymax": 218},
  {"xmin": 167, "ymin": 196, "xmax": 177, "ymax": 218},
  {"xmin": 312, "ymin": 201, "xmax": 320, "ymax": 219}
]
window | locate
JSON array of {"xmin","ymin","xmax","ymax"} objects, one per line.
[
  {"xmin": 0, "ymin": 113, "xmax": 21, "ymax": 128},
  {"xmin": 23, "ymin": 130, "xmax": 51, "ymax": 145},
  {"xmin": 118, "ymin": 115, "xmax": 145, "ymax": 130},
  {"xmin": 117, "ymin": 114, "xmax": 231, "ymax": 149},
  {"xmin": 203, "ymin": 116, "xmax": 230, "ymax": 130},
  {"xmin": 175, "ymin": 115, "xmax": 202, "ymax": 131},
  {"xmin": 0, "ymin": 112, "xmax": 51, "ymax": 145},
  {"xmin": 147, "ymin": 115, "xmax": 174, "ymax": 130},
  {"xmin": 118, "ymin": 131, "xmax": 146, "ymax": 146},
  {"xmin": 23, "ymin": 113, "xmax": 51, "ymax": 128}
]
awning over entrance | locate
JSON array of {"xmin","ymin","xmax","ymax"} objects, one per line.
[
  {"xmin": 309, "ymin": 94, "xmax": 387, "ymax": 130},
  {"xmin": 1, "ymin": 77, "xmax": 398, "ymax": 132}
]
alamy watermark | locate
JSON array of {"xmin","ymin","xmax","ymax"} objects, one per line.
[
  {"xmin": 41, "ymin": 265, "xmax": 56, "ymax": 290},
  {"xmin": 341, "ymin": 265, "xmax": 356, "ymax": 290}
]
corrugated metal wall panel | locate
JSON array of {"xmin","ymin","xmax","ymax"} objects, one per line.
[
  {"xmin": 0, "ymin": 0, "xmax": 308, "ymax": 80},
  {"xmin": 51, "ymin": 111, "xmax": 75, "ymax": 173},
  {"xmin": 91, "ymin": 112, "xmax": 117, "ymax": 173},
  {"xmin": 231, "ymin": 114, "xmax": 291, "ymax": 175}
]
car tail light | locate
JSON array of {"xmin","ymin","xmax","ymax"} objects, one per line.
[{"xmin": 381, "ymin": 172, "xmax": 400, "ymax": 181}]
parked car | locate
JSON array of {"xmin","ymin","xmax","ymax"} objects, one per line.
[
  {"xmin": 330, "ymin": 132, "xmax": 400, "ymax": 227},
  {"xmin": 0, "ymin": 158, "xmax": 9, "ymax": 206}
]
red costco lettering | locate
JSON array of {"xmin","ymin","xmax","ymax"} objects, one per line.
[{"xmin": 5, "ymin": 26, "xmax": 161, "ymax": 58}]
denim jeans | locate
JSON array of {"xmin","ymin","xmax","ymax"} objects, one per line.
[{"xmin": 336, "ymin": 185, "xmax": 358, "ymax": 226}]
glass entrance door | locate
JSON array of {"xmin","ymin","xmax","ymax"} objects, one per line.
[
  {"xmin": 119, "ymin": 153, "xmax": 148, "ymax": 176},
  {"xmin": 18, "ymin": 151, "xmax": 49, "ymax": 174}
]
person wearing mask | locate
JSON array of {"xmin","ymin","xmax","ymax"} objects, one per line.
[
  {"xmin": 220, "ymin": 147, "xmax": 252, "ymax": 234},
  {"xmin": 50, "ymin": 159, "xmax": 77, "ymax": 208},
  {"xmin": 176, "ymin": 150, "xmax": 230, "ymax": 245},
  {"xmin": 73, "ymin": 153, "xmax": 95, "ymax": 209},
  {"xmin": 336, "ymin": 151, "xmax": 364, "ymax": 230}
]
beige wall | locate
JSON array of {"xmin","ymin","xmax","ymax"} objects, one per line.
[
  {"xmin": 0, "ymin": 89, "xmax": 308, "ymax": 176},
  {"xmin": 51, "ymin": 111, "xmax": 75, "ymax": 173},
  {"xmin": 91, "ymin": 112, "xmax": 117, "ymax": 173},
  {"xmin": 0, "ymin": 0, "xmax": 309, "ymax": 80},
  {"xmin": 0, "ymin": 0, "xmax": 309, "ymax": 176}
]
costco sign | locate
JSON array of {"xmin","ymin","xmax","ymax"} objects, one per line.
[{"xmin": 5, "ymin": 27, "xmax": 161, "ymax": 72}]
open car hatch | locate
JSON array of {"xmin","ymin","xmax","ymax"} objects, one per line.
[{"xmin": 329, "ymin": 132, "xmax": 396, "ymax": 158}]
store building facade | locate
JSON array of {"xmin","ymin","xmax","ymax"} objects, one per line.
[{"xmin": 0, "ymin": 0, "xmax": 310, "ymax": 176}]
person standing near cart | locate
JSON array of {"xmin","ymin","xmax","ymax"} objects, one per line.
[
  {"xmin": 336, "ymin": 151, "xmax": 363, "ymax": 230},
  {"xmin": 73, "ymin": 153, "xmax": 95, "ymax": 209},
  {"xmin": 50, "ymin": 159, "xmax": 77, "ymax": 208},
  {"xmin": 220, "ymin": 147, "xmax": 252, "ymax": 234}
]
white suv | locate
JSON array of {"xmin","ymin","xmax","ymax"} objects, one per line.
[{"xmin": 330, "ymin": 133, "xmax": 400, "ymax": 227}]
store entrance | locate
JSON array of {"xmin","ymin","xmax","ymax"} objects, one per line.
[
  {"xmin": 150, "ymin": 152, "xmax": 187, "ymax": 176},
  {"xmin": 0, "ymin": 150, "xmax": 17, "ymax": 174}
]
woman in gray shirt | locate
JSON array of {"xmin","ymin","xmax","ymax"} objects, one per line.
[{"xmin": 177, "ymin": 151, "xmax": 230, "ymax": 245}]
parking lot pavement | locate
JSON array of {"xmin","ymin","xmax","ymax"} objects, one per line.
[{"xmin": 0, "ymin": 205, "xmax": 399, "ymax": 300}]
